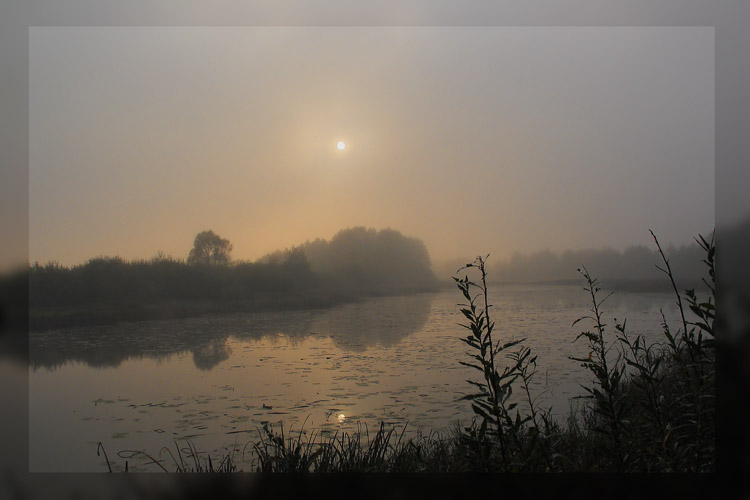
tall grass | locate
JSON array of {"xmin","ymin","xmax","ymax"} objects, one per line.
[
  {"xmin": 564, "ymin": 230, "xmax": 715, "ymax": 471},
  {"xmin": 453, "ymin": 255, "xmax": 559, "ymax": 471},
  {"xmin": 99, "ymin": 424, "xmax": 469, "ymax": 473}
]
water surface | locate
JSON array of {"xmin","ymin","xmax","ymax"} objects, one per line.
[{"xmin": 30, "ymin": 286, "xmax": 679, "ymax": 471}]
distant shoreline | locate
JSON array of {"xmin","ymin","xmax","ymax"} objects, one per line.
[
  {"xmin": 29, "ymin": 286, "xmax": 438, "ymax": 332},
  {"xmin": 29, "ymin": 276, "xmax": 707, "ymax": 332},
  {"xmin": 435, "ymin": 277, "xmax": 706, "ymax": 293}
]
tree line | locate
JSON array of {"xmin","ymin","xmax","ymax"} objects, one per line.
[
  {"xmin": 28, "ymin": 227, "xmax": 438, "ymax": 329},
  {"xmin": 484, "ymin": 239, "xmax": 708, "ymax": 288}
]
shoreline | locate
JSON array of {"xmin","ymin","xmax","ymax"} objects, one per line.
[
  {"xmin": 29, "ymin": 286, "xmax": 439, "ymax": 332},
  {"xmin": 29, "ymin": 277, "xmax": 702, "ymax": 332}
]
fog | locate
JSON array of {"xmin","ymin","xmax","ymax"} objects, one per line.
[
  {"xmin": 29, "ymin": 27, "xmax": 714, "ymax": 267},
  {"xmin": 434, "ymin": 238, "xmax": 709, "ymax": 287}
]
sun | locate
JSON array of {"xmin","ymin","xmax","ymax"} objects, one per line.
[{"xmin": 336, "ymin": 141, "xmax": 346, "ymax": 150}]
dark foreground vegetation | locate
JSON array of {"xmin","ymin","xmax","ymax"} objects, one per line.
[
  {"xmin": 29, "ymin": 227, "xmax": 438, "ymax": 330},
  {"xmin": 101, "ymin": 230, "xmax": 714, "ymax": 473}
]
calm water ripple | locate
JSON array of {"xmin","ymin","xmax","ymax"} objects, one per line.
[{"xmin": 30, "ymin": 286, "xmax": 679, "ymax": 471}]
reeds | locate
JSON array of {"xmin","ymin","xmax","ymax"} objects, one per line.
[
  {"xmin": 97, "ymin": 439, "xmax": 239, "ymax": 473},
  {"xmin": 100, "ymin": 423, "xmax": 470, "ymax": 472},
  {"xmin": 247, "ymin": 420, "xmax": 476, "ymax": 472},
  {"xmin": 448, "ymin": 231, "xmax": 714, "ymax": 472},
  {"xmin": 453, "ymin": 255, "xmax": 560, "ymax": 472},
  {"xmin": 562, "ymin": 230, "xmax": 714, "ymax": 471}
]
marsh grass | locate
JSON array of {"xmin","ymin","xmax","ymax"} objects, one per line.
[
  {"xmin": 562, "ymin": 230, "xmax": 715, "ymax": 472},
  {"xmin": 99, "ymin": 231, "xmax": 714, "ymax": 473},
  {"xmin": 453, "ymin": 255, "xmax": 561, "ymax": 472},
  {"xmin": 234, "ymin": 421, "xmax": 472, "ymax": 472},
  {"xmin": 100, "ymin": 423, "xmax": 472, "ymax": 473},
  {"xmin": 98, "ymin": 439, "xmax": 240, "ymax": 473}
]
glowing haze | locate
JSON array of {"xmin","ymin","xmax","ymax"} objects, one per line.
[{"xmin": 29, "ymin": 27, "xmax": 714, "ymax": 266}]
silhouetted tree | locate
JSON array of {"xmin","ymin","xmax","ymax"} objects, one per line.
[
  {"xmin": 287, "ymin": 227, "xmax": 437, "ymax": 292},
  {"xmin": 187, "ymin": 230, "xmax": 233, "ymax": 266}
]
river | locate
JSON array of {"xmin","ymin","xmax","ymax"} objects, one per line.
[{"xmin": 29, "ymin": 285, "xmax": 680, "ymax": 471}]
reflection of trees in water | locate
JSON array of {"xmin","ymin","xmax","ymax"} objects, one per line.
[
  {"xmin": 29, "ymin": 320, "xmax": 234, "ymax": 372},
  {"xmin": 312, "ymin": 293, "xmax": 433, "ymax": 351},
  {"xmin": 28, "ymin": 289, "xmax": 680, "ymax": 371},
  {"xmin": 29, "ymin": 293, "xmax": 436, "ymax": 370},
  {"xmin": 192, "ymin": 338, "xmax": 232, "ymax": 370},
  {"xmin": 27, "ymin": 289, "xmax": 673, "ymax": 371}
]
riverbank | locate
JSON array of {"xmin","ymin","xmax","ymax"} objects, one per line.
[
  {"xmin": 27, "ymin": 244, "xmax": 439, "ymax": 332},
  {"xmin": 29, "ymin": 285, "xmax": 438, "ymax": 331},
  {"xmin": 30, "ymin": 276, "xmax": 689, "ymax": 331}
]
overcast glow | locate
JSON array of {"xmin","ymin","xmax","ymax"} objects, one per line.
[{"xmin": 29, "ymin": 27, "xmax": 714, "ymax": 266}]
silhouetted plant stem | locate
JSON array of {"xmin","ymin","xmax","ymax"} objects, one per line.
[
  {"xmin": 650, "ymin": 230, "xmax": 714, "ymax": 472},
  {"xmin": 478, "ymin": 258, "xmax": 509, "ymax": 464},
  {"xmin": 455, "ymin": 256, "xmax": 538, "ymax": 470},
  {"xmin": 517, "ymin": 347, "xmax": 555, "ymax": 471},
  {"xmin": 572, "ymin": 267, "xmax": 626, "ymax": 470},
  {"xmin": 650, "ymin": 230, "xmax": 693, "ymax": 362}
]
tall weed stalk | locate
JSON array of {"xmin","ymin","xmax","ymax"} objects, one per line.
[
  {"xmin": 570, "ymin": 231, "xmax": 715, "ymax": 472},
  {"xmin": 570, "ymin": 267, "xmax": 628, "ymax": 470},
  {"xmin": 454, "ymin": 255, "xmax": 553, "ymax": 471}
]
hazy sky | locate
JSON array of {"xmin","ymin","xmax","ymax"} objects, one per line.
[{"xmin": 29, "ymin": 27, "xmax": 714, "ymax": 266}]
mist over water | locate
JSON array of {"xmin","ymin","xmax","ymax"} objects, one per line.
[{"xmin": 30, "ymin": 286, "xmax": 680, "ymax": 472}]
